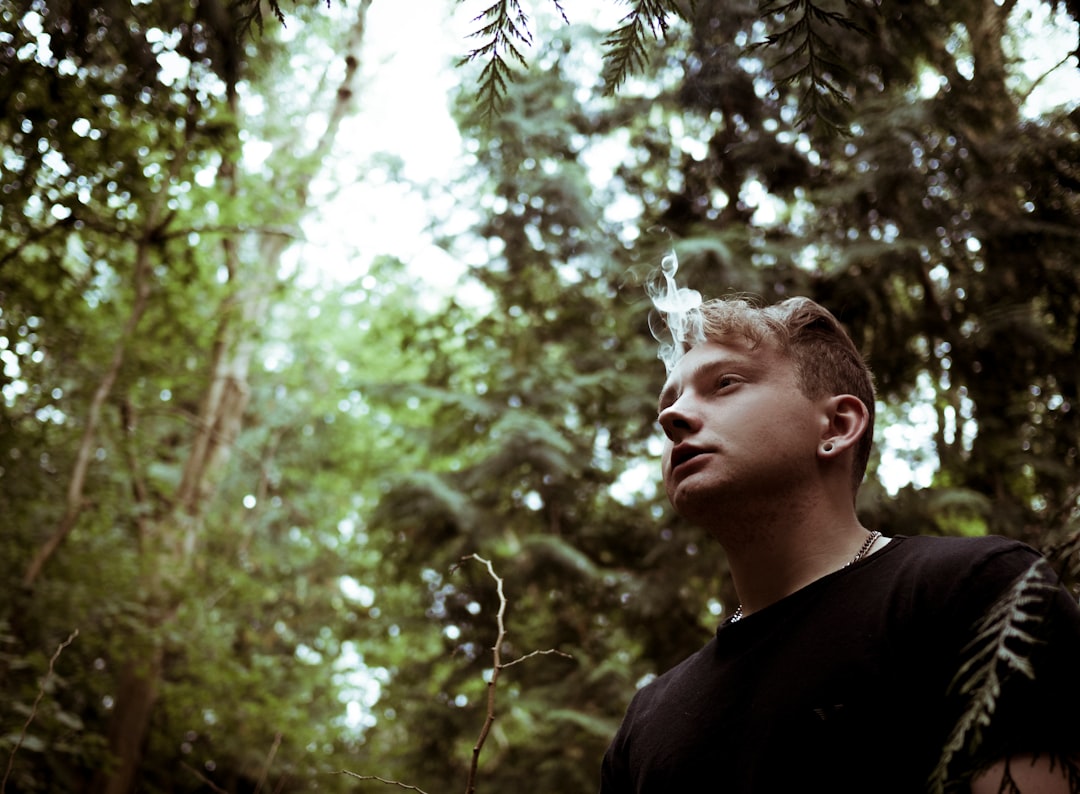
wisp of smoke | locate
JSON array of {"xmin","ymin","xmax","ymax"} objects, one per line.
[{"xmin": 647, "ymin": 250, "xmax": 704, "ymax": 374}]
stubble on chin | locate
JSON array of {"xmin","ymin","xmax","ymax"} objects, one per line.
[
  {"xmin": 668, "ymin": 479, "xmax": 787, "ymax": 549},
  {"xmin": 669, "ymin": 479, "xmax": 734, "ymax": 534}
]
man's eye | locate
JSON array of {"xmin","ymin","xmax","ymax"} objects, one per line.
[{"xmin": 715, "ymin": 376, "xmax": 738, "ymax": 391}]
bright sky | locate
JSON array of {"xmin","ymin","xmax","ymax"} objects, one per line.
[
  {"xmin": 296, "ymin": 0, "xmax": 631, "ymax": 297},
  {"xmin": 289, "ymin": 0, "xmax": 467, "ymax": 294}
]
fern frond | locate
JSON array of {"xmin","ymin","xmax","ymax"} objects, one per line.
[
  {"xmin": 750, "ymin": 0, "xmax": 878, "ymax": 135},
  {"xmin": 927, "ymin": 559, "xmax": 1060, "ymax": 793},
  {"xmin": 1041, "ymin": 519, "xmax": 1080, "ymax": 587},
  {"xmin": 459, "ymin": 0, "xmax": 536, "ymax": 122},
  {"xmin": 601, "ymin": 0, "xmax": 688, "ymax": 94}
]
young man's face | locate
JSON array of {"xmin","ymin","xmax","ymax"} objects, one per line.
[{"xmin": 657, "ymin": 336, "xmax": 828, "ymax": 524}]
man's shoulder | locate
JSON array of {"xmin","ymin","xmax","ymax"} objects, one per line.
[
  {"xmin": 879, "ymin": 533, "xmax": 1056, "ymax": 626},
  {"xmin": 887, "ymin": 532, "xmax": 1040, "ymax": 572}
]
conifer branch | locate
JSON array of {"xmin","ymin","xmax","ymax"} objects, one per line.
[
  {"xmin": 459, "ymin": 1, "xmax": 538, "ymax": 123},
  {"xmin": 601, "ymin": 1, "xmax": 687, "ymax": 94},
  {"xmin": 750, "ymin": 0, "xmax": 873, "ymax": 135},
  {"xmin": 457, "ymin": 0, "xmax": 688, "ymax": 118},
  {"xmin": 234, "ymin": 0, "xmax": 333, "ymax": 39},
  {"xmin": 234, "ymin": 0, "xmax": 291, "ymax": 40}
]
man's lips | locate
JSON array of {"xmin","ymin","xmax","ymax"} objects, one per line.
[{"xmin": 670, "ymin": 444, "xmax": 711, "ymax": 472}]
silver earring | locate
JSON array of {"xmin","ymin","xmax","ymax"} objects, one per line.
[{"xmin": 822, "ymin": 442, "xmax": 834, "ymax": 453}]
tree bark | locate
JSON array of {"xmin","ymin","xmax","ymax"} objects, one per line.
[{"xmin": 87, "ymin": 646, "xmax": 165, "ymax": 794}]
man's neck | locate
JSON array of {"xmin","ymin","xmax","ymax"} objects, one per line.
[{"xmin": 709, "ymin": 498, "xmax": 872, "ymax": 619}]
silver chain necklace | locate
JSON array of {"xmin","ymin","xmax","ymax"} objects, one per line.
[{"xmin": 729, "ymin": 531, "xmax": 882, "ymax": 624}]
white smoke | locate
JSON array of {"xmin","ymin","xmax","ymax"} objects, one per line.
[{"xmin": 647, "ymin": 250, "xmax": 704, "ymax": 373}]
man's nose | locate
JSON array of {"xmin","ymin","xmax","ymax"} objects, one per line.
[{"xmin": 658, "ymin": 398, "xmax": 700, "ymax": 441}]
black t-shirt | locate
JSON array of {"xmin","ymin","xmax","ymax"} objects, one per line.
[{"xmin": 600, "ymin": 534, "xmax": 1080, "ymax": 793}]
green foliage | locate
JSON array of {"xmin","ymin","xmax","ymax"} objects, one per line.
[
  {"xmin": 450, "ymin": 0, "xmax": 691, "ymax": 122},
  {"xmin": 357, "ymin": 2, "xmax": 1079, "ymax": 789},
  {"xmin": 4, "ymin": 0, "xmax": 1080, "ymax": 792},
  {"xmin": 454, "ymin": 0, "xmax": 875, "ymax": 133},
  {"xmin": 0, "ymin": 2, "xmax": 405, "ymax": 791}
]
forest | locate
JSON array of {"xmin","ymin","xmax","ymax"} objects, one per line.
[{"xmin": 1, "ymin": 0, "xmax": 1079, "ymax": 792}]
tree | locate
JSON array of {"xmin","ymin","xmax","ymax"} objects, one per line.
[{"xmin": 0, "ymin": 1, "xmax": 409, "ymax": 791}]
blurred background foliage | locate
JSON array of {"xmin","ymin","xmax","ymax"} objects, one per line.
[{"xmin": 1, "ymin": 0, "xmax": 1078, "ymax": 792}]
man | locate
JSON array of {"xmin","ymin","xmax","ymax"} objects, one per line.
[{"xmin": 600, "ymin": 294, "xmax": 1080, "ymax": 792}]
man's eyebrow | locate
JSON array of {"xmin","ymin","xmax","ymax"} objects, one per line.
[{"xmin": 657, "ymin": 355, "xmax": 760, "ymax": 411}]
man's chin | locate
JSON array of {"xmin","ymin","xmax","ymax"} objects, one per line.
[{"xmin": 668, "ymin": 479, "xmax": 728, "ymax": 522}]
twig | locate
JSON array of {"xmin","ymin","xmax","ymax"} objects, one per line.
[
  {"xmin": 461, "ymin": 555, "xmax": 505, "ymax": 794},
  {"xmin": 1018, "ymin": 51, "xmax": 1075, "ymax": 107},
  {"xmin": 501, "ymin": 647, "xmax": 572, "ymax": 669},
  {"xmin": 340, "ymin": 553, "xmax": 570, "ymax": 793},
  {"xmin": 254, "ymin": 731, "xmax": 282, "ymax": 794},
  {"xmin": 335, "ymin": 771, "xmax": 431, "ymax": 792},
  {"xmin": 1, "ymin": 630, "xmax": 79, "ymax": 794},
  {"xmin": 182, "ymin": 762, "xmax": 229, "ymax": 794},
  {"xmin": 456, "ymin": 554, "xmax": 571, "ymax": 794}
]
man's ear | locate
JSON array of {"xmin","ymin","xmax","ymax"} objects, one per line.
[{"xmin": 818, "ymin": 394, "xmax": 869, "ymax": 457}]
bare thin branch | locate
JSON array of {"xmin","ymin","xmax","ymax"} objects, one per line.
[
  {"xmin": 344, "ymin": 553, "xmax": 570, "ymax": 793},
  {"xmin": 1018, "ymin": 51, "xmax": 1076, "ymax": 107},
  {"xmin": 458, "ymin": 553, "xmax": 506, "ymax": 794},
  {"xmin": 1, "ymin": 630, "xmax": 79, "ymax": 793},
  {"xmin": 181, "ymin": 762, "xmax": 230, "ymax": 794},
  {"xmin": 335, "ymin": 771, "xmax": 431, "ymax": 793},
  {"xmin": 501, "ymin": 647, "xmax": 574, "ymax": 669},
  {"xmin": 455, "ymin": 553, "xmax": 572, "ymax": 794},
  {"xmin": 254, "ymin": 732, "xmax": 283, "ymax": 794}
]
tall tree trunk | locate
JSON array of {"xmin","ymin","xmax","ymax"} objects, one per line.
[
  {"xmin": 87, "ymin": 646, "xmax": 165, "ymax": 794},
  {"xmin": 88, "ymin": 5, "xmax": 372, "ymax": 792}
]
